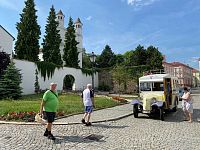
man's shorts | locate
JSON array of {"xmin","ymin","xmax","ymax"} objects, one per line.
[
  {"xmin": 85, "ymin": 106, "xmax": 93, "ymax": 113},
  {"xmin": 43, "ymin": 112, "xmax": 56, "ymax": 123}
]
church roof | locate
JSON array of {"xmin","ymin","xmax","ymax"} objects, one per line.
[
  {"xmin": 57, "ymin": 10, "xmax": 64, "ymax": 16},
  {"xmin": 75, "ymin": 18, "xmax": 82, "ymax": 24}
]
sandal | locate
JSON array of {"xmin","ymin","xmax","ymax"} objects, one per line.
[{"xmin": 182, "ymin": 118, "xmax": 189, "ymax": 121}]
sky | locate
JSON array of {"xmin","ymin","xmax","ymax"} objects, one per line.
[{"xmin": 0, "ymin": 0, "xmax": 200, "ymax": 69}]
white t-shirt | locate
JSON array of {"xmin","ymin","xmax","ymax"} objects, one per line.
[{"xmin": 82, "ymin": 89, "xmax": 93, "ymax": 106}]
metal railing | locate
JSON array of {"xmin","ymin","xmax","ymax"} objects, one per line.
[{"xmin": 143, "ymin": 69, "xmax": 166, "ymax": 75}]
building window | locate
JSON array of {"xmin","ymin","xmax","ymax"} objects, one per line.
[{"xmin": 61, "ymin": 16, "xmax": 62, "ymax": 19}]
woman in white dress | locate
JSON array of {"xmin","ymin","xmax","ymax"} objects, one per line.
[{"xmin": 181, "ymin": 87, "xmax": 193, "ymax": 123}]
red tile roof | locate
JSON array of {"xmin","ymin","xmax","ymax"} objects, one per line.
[{"xmin": 171, "ymin": 62, "xmax": 193, "ymax": 69}]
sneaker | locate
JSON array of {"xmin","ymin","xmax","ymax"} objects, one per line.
[
  {"xmin": 48, "ymin": 134, "xmax": 56, "ymax": 140},
  {"xmin": 85, "ymin": 122, "xmax": 92, "ymax": 126},
  {"xmin": 81, "ymin": 119, "xmax": 86, "ymax": 124}
]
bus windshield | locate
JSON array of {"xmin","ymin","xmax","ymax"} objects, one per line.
[
  {"xmin": 140, "ymin": 82, "xmax": 164, "ymax": 91},
  {"xmin": 140, "ymin": 82, "xmax": 151, "ymax": 91},
  {"xmin": 152, "ymin": 82, "xmax": 164, "ymax": 91}
]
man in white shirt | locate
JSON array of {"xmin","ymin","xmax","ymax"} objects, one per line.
[{"xmin": 81, "ymin": 84, "xmax": 95, "ymax": 126}]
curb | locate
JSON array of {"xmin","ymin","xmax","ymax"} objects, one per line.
[
  {"xmin": 0, "ymin": 113, "xmax": 133, "ymax": 125},
  {"xmin": 0, "ymin": 103, "xmax": 133, "ymax": 125}
]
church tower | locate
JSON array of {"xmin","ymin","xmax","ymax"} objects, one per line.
[
  {"xmin": 56, "ymin": 10, "xmax": 66, "ymax": 56},
  {"xmin": 56, "ymin": 10, "xmax": 64, "ymax": 28},
  {"xmin": 75, "ymin": 18, "xmax": 83, "ymax": 68},
  {"xmin": 56, "ymin": 10, "xmax": 83, "ymax": 68}
]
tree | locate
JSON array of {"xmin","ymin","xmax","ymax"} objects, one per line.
[
  {"xmin": 146, "ymin": 46, "xmax": 163, "ymax": 70},
  {"xmin": 42, "ymin": 5, "xmax": 62, "ymax": 66},
  {"xmin": 112, "ymin": 65, "xmax": 130, "ymax": 95},
  {"xmin": 0, "ymin": 51, "xmax": 10, "ymax": 77},
  {"xmin": 63, "ymin": 17, "xmax": 79, "ymax": 68},
  {"xmin": 134, "ymin": 45, "xmax": 147, "ymax": 66},
  {"xmin": 97, "ymin": 45, "xmax": 116, "ymax": 68},
  {"xmin": 123, "ymin": 50, "xmax": 134, "ymax": 66},
  {"xmin": 82, "ymin": 53, "xmax": 92, "ymax": 68},
  {"xmin": 115, "ymin": 54, "xmax": 124, "ymax": 65},
  {"xmin": 123, "ymin": 45, "xmax": 147, "ymax": 67},
  {"xmin": 15, "ymin": 0, "xmax": 40, "ymax": 62},
  {"xmin": 34, "ymin": 69, "xmax": 40, "ymax": 93},
  {"xmin": 0, "ymin": 62, "xmax": 22, "ymax": 100}
]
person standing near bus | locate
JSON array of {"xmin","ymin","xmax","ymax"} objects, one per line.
[{"xmin": 181, "ymin": 87, "xmax": 193, "ymax": 123}]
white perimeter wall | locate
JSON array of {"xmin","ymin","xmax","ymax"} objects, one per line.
[{"xmin": 14, "ymin": 59, "xmax": 98, "ymax": 95}]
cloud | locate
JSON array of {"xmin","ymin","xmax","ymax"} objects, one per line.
[
  {"xmin": 0, "ymin": 0, "xmax": 24, "ymax": 12},
  {"xmin": 86, "ymin": 16, "xmax": 92, "ymax": 21},
  {"xmin": 127, "ymin": 0, "xmax": 157, "ymax": 7},
  {"xmin": 190, "ymin": 57, "xmax": 200, "ymax": 63}
]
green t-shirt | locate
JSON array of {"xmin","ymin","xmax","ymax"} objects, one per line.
[{"xmin": 43, "ymin": 90, "xmax": 58, "ymax": 112}]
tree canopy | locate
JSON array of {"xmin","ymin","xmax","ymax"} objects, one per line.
[
  {"xmin": 0, "ymin": 51, "xmax": 10, "ymax": 77},
  {"xmin": 42, "ymin": 5, "xmax": 62, "ymax": 66},
  {"xmin": 146, "ymin": 46, "xmax": 163, "ymax": 70},
  {"xmin": 63, "ymin": 17, "xmax": 79, "ymax": 68},
  {"xmin": 0, "ymin": 62, "xmax": 22, "ymax": 100},
  {"xmin": 15, "ymin": 0, "xmax": 40, "ymax": 62},
  {"xmin": 96, "ymin": 45, "xmax": 116, "ymax": 68}
]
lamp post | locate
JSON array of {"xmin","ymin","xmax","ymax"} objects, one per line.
[{"xmin": 89, "ymin": 52, "xmax": 96, "ymax": 90}]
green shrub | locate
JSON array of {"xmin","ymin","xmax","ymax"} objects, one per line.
[{"xmin": 98, "ymin": 83, "xmax": 110, "ymax": 91}]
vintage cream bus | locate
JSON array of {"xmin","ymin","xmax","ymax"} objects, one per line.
[{"xmin": 131, "ymin": 73, "xmax": 179, "ymax": 121}]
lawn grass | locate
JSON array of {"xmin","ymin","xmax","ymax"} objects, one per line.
[{"xmin": 0, "ymin": 93, "xmax": 121, "ymax": 115}]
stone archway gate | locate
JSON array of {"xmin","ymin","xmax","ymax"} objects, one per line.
[{"xmin": 14, "ymin": 59, "xmax": 98, "ymax": 95}]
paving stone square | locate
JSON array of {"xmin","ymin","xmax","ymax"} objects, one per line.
[{"xmin": 1, "ymin": 95, "xmax": 200, "ymax": 150}]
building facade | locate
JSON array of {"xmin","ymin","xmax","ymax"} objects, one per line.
[
  {"xmin": 192, "ymin": 69, "xmax": 200, "ymax": 87},
  {"xmin": 163, "ymin": 62, "xmax": 193, "ymax": 87},
  {"xmin": 0, "ymin": 25, "xmax": 15, "ymax": 56}
]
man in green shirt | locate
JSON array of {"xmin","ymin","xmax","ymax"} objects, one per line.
[{"xmin": 40, "ymin": 82, "xmax": 58, "ymax": 140}]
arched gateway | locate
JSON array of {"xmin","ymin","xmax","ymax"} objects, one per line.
[{"xmin": 63, "ymin": 74, "xmax": 75, "ymax": 91}]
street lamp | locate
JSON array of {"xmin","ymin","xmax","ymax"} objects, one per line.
[{"xmin": 89, "ymin": 52, "xmax": 96, "ymax": 90}]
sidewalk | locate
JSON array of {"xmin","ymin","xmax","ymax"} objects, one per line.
[
  {"xmin": 0, "ymin": 103, "xmax": 133, "ymax": 125},
  {"xmin": 55, "ymin": 103, "xmax": 133, "ymax": 124}
]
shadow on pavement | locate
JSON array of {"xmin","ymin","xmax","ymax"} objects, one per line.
[
  {"xmin": 92, "ymin": 123, "xmax": 129, "ymax": 129},
  {"xmin": 54, "ymin": 135, "xmax": 105, "ymax": 144},
  {"xmin": 131, "ymin": 108, "xmax": 200, "ymax": 123},
  {"xmin": 164, "ymin": 108, "xmax": 200, "ymax": 123}
]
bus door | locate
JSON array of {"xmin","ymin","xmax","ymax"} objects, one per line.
[{"xmin": 164, "ymin": 78, "xmax": 172, "ymax": 108}]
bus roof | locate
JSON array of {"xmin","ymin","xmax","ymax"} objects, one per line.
[{"xmin": 139, "ymin": 74, "xmax": 177, "ymax": 82}]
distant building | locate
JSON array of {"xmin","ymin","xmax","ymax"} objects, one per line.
[
  {"xmin": 0, "ymin": 25, "xmax": 15, "ymax": 56},
  {"xmin": 163, "ymin": 61, "xmax": 193, "ymax": 87},
  {"xmin": 192, "ymin": 69, "xmax": 200, "ymax": 87}
]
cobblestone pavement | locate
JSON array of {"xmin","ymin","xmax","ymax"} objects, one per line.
[{"xmin": 1, "ymin": 95, "xmax": 200, "ymax": 150}]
